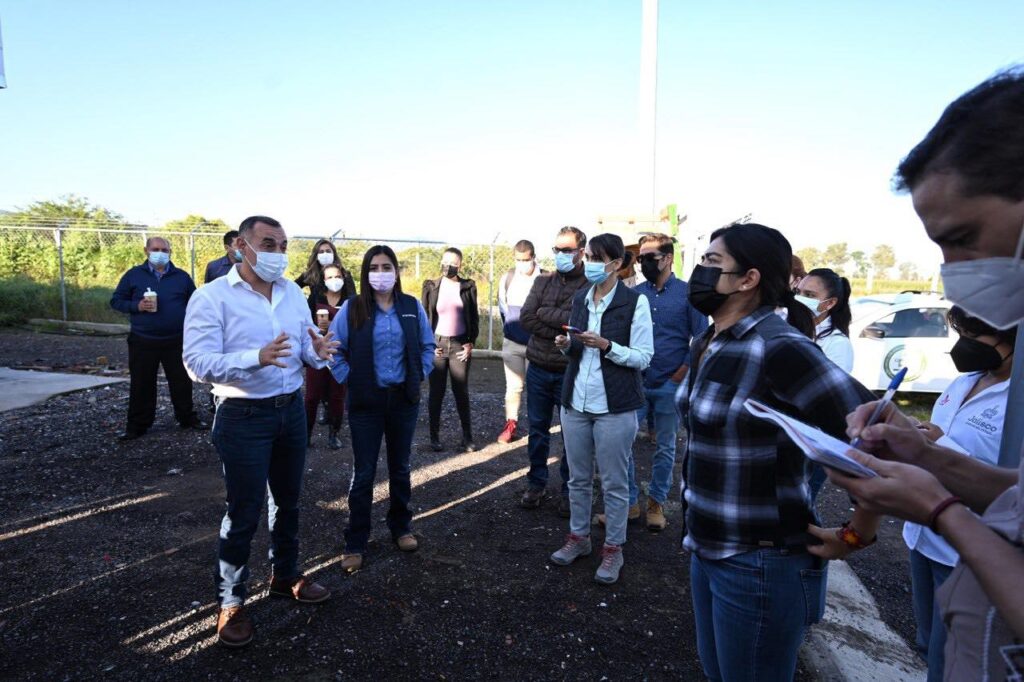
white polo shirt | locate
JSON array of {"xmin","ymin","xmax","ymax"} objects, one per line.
[{"xmin": 903, "ymin": 372, "xmax": 1009, "ymax": 566}]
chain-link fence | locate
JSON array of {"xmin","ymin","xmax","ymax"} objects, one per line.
[{"xmin": 0, "ymin": 224, "xmax": 553, "ymax": 350}]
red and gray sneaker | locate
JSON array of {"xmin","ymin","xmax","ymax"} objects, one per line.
[
  {"xmin": 550, "ymin": 533, "xmax": 592, "ymax": 566},
  {"xmin": 497, "ymin": 419, "xmax": 518, "ymax": 444},
  {"xmin": 594, "ymin": 544, "xmax": 624, "ymax": 584}
]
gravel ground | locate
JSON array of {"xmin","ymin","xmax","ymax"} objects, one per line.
[{"xmin": 0, "ymin": 329, "xmax": 915, "ymax": 680}]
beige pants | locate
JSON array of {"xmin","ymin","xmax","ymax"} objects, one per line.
[{"xmin": 501, "ymin": 338, "xmax": 528, "ymax": 420}]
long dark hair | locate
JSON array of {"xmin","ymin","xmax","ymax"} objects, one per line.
[
  {"xmin": 806, "ymin": 268, "xmax": 852, "ymax": 337},
  {"xmin": 302, "ymin": 239, "xmax": 342, "ymax": 288},
  {"xmin": 709, "ymin": 223, "xmax": 814, "ymax": 338},
  {"xmin": 588, "ymin": 233, "xmax": 636, "ymax": 270},
  {"xmin": 349, "ymin": 244, "xmax": 403, "ymax": 330}
]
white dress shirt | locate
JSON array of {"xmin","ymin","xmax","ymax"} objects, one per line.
[
  {"xmin": 903, "ymin": 372, "xmax": 1009, "ymax": 566},
  {"xmin": 183, "ymin": 264, "xmax": 326, "ymax": 399},
  {"xmin": 570, "ymin": 282, "xmax": 654, "ymax": 414}
]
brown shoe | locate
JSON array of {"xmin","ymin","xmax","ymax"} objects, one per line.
[
  {"xmin": 396, "ymin": 534, "xmax": 419, "ymax": 552},
  {"xmin": 269, "ymin": 575, "xmax": 331, "ymax": 603},
  {"xmin": 217, "ymin": 605, "xmax": 254, "ymax": 648},
  {"xmin": 520, "ymin": 486, "xmax": 545, "ymax": 509},
  {"xmin": 595, "ymin": 504, "xmax": 641, "ymax": 527},
  {"xmin": 341, "ymin": 553, "xmax": 363, "ymax": 573},
  {"xmin": 646, "ymin": 498, "xmax": 667, "ymax": 531}
]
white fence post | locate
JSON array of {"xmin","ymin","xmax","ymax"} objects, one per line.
[{"xmin": 54, "ymin": 222, "xmax": 68, "ymax": 321}]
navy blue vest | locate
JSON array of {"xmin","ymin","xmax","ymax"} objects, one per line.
[
  {"xmin": 346, "ymin": 293, "xmax": 423, "ymax": 410},
  {"xmin": 561, "ymin": 284, "xmax": 645, "ymax": 413}
]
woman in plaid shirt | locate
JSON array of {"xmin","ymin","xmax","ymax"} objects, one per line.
[{"xmin": 678, "ymin": 223, "xmax": 881, "ymax": 681}]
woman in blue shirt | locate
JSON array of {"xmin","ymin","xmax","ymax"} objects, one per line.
[{"xmin": 328, "ymin": 245, "xmax": 435, "ymax": 573}]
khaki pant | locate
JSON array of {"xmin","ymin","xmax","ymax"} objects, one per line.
[{"xmin": 501, "ymin": 338, "xmax": 528, "ymax": 420}]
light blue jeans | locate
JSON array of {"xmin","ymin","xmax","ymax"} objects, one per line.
[
  {"xmin": 691, "ymin": 549, "xmax": 828, "ymax": 681},
  {"xmin": 630, "ymin": 380, "xmax": 680, "ymax": 504},
  {"xmin": 561, "ymin": 407, "xmax": 636, "ymax": 546}
]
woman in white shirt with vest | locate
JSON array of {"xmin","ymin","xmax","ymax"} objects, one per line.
[{"xmin": 902, "ymin": 306, "xmax": 1014, "ymax": 682}]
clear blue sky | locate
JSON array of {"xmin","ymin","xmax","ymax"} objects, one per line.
[{"xmin": 2, "ymin": 1, "xmax": 1022, "ymax": 272}]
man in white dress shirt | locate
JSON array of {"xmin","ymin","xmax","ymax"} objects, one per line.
[{"xmin": 183, "ymin": 216, "xmax": 338, "ymax": 648}]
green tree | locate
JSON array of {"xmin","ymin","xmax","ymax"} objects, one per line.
[
  {"xmin": 0, "ymin": 194, "xmax": 126, "ymax": 228},
  {"xmin": 849, "ymin": 250, "xmax": 868, "ymax": 277},
  {"xmin": 871, "ymin": 244, "xmax": 896, "ymax": 278},
  {"xmin": 822, "ymin": 242, "xmax": 849, "ymax": 275},
  {"xmin": 795, "ymin": 246, "xmax": 822, "ymax": 270},
  {"xmin": 898, "ymin": 261, "xmax": 919, "ymax": 280}
]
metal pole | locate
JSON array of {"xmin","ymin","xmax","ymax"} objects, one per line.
[
  {"xmin": 998, "ymin": 322, "xmax": 1024, "ymax": 468},
  {"xmin": 188, "ymin": 221, "xmax": 205, "ymax": 282},
  {"xmin": 488, "ymin": 238, "xmax": 497, "ymax": 351},
  {"xmin": 55, "ymin": 223, "xmax": 68, "ymax": 321},
  {"xmin": 415, "ymin": 252, "xmax": 421, "ymax": 278}
]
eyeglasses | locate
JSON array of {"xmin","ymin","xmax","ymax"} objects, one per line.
[{"xmin": 552, "ymin": 247, "xmax": 579, "ymax": 255}]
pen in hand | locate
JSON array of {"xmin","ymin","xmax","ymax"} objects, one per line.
[{"xmin": 850, "ymin": 366, "xmax": 908, "ymax": 450}]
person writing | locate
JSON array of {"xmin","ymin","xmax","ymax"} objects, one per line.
[
  {"xmin": 329, "ymin": 245, "xmax": 435, "ymax": 573},
  {"xmin": 548, "ymin": 234, "xmax": 653, "ymax": 585},
  {"xmin": 828, "ymin": 68, "xmax": 1024, "ymax": 681}
]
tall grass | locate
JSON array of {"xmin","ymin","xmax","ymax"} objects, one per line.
[{"xmin": 0, "ymin": 277, "xmax": 123, "ymax": 326}]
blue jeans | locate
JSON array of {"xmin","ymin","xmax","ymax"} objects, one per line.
[
  {"xmin": 909, "ymin": 549, "xmax": 954, "ymax": 682},
  {"xmin": 691, "ymin": 549, "xmax": 828, "ymax": 682},
  {"xmin": 526, "ymin": 363, "xmax": 570, "ymax": 494},
  {"xmin": 211, "ymin": 392, "xmax": 307, "ymax": 607},
  {"xmin": 630, "ymin": 381, "xmax": 680, "ymax": 504},
  {"xmin": 344, "ymin": 391, "xmax": 419, "ymax": 553}
]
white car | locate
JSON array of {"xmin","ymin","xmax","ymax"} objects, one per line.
[{"xmin": 849, "ymin": 291, "xmax": 957, "ymax": 393}]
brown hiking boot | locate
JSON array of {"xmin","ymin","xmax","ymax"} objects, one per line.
[
  {"xmin": 396, "ymin": 534, "xmax": 419, "ymax": 552},
  {"xmin": 217, "ymin": 605, "xmax": 253, "ymax": 648},
  {"xmin": 595, "ymin": 504, "xmax": 641, "ymax": 527},
  {"xmin": 269, "ymin": 575, "xmax": 331, "ymax": 603},
  {"xmin": 646, "ymin": 498, "xmax": 667, "ymax": 531},
  {"xmin": 341, "ymin": 553, "xmax": 363, "ymax": 573}
]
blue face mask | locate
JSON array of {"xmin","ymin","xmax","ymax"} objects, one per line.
[
  {"xmin": 234, "ymin": 249, "xmax": 243, "ymax": 261},
  {"xmin": 584, "ymin": 261, "xmax": 610, "ymax": 285},
  {"xmin": 148, "ymin": 251, "xmax": 170, "ymax": 267},
  {"xmin": 554, "ymin": 252, "xmax": 577, "ymax": 273}
]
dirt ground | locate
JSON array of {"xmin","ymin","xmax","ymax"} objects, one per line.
[{"xmin": 0, "ymin": 329, "xmax": 916, "ymax": 680}]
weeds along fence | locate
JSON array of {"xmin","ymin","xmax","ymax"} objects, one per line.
[{"xmin": 0, "ymin": 224, "xmax": 551, "ymax": 351}]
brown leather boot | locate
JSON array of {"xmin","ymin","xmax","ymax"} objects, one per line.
[
  {"xmin": 646, "ymin": 498, "xmax": 667, "ymax": 531},
  {"xmin": 217, "ymin": 605, "xmax": 253, "ymax": 648},
  {"xmin": 269, "ymin": 575, "xmax": 331, "ymax": 603}
]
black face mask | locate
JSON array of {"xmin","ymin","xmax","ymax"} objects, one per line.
[
  {"xmin": 950, "ymin": 336, "xmax": 1006, "ymax": 373},
  {"xmin": 640, "ymin": 257, "xmax": 663, "ymax": 284},
  {"xmin": 441, "ymin": 264, "xmax": 459, "ymax": 279},
  {"xmin": 687, "ymin": 264, "xmax": 742, "ymax": 316}
]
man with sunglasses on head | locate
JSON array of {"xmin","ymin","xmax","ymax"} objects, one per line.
[
  {"xmin": 518, "ymin": 226, "xmax": 589, "ymax": 514},
  {"xmin": 629, "ymin": 233, "xmax": 708, "ymax": 531}
]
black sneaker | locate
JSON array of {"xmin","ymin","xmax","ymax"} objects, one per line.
[
  {"xmin": 328, "ymin": 428, "xmax": 343, "ymax": 450},
  {"xmin": 430, "ymin": 437, "xmax": 444, "ymax": 452},
  {"xmin": 461, "ymin": 438, "xmax": 476, "ymax": 453}
]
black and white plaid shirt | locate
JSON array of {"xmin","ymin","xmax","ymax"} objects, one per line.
[{"xmin": 677, "ymin": 306, "xmax": 874, "ymax": 559}]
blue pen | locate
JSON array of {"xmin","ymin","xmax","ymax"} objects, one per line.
[{"xmin": 851, "ymin": 367, "xmax": 908, "ymax": 450}]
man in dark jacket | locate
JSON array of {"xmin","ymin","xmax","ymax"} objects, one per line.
[
  {"xmin": 519, "ymin": 226, "xmax": 589, "ymax": 513},
  {"xmin": 204, "ymin": 230, "xmax": 241, "ymax": 284},
  {"xmin": 110, "ymin": 237, "xmax": 207, "ymax": 440}
]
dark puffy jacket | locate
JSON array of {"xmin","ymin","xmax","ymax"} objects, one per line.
[
  {"xmin": 519, "ymin": 265, "xmax": 588, "ymax": 371},
  {"xmin": 421, "ymin": 276, "xmax": 479, "ymax": 345}
]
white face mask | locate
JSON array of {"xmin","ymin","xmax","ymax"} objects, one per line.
[
  {"xmin": 244, "ymin": 240, "xmax": 288, "ymax": 283},
  {"xmin": 368, "ymin": 271, "xmax": 396, "ymax": 293},
  {"xmin": 324, "ymin": 278, "xmax": 344, "ymax": 293},
  {"xmin": 514, "ymin": 260, "xmax": 534, "ymax": 275},
  {"xmin": 794, "ymin": 294, "xmax": 822, "ymax": 315},
  {"xmin": 940, "ymin": 222, "xmax": 1024, "ymax": 330},
  {"xmin": 317, "ymin": 252, "xmax": 334, "ymax": 266}
]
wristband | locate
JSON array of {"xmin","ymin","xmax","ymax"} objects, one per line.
[
  {"xmin": 927, "ymin": 496, "xmax": 964, "ymax": 533},
  {"xmin": 836, "ymin": 522, "xmax": 876, "ymax": 550}
]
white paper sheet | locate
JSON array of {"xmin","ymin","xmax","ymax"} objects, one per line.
[{"xmin": 743, "ymin": 399, "xmax": 877, "ymax": 478}]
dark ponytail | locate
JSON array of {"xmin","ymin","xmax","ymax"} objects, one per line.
[
  {"xmin": 806, "ymin": 268, "xmax": 852, "ymax": 336},
  {"xmin": 709, "ymin": 223, "xmax": 815, "ymax": 339}
]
